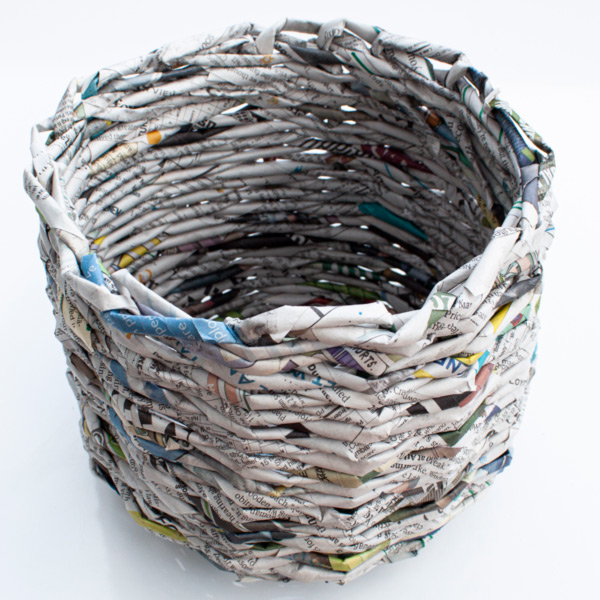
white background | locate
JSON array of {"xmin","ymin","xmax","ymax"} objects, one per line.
[{"xmin": 1, "ymin": 1, "xmax": 599, "ymax": 598}]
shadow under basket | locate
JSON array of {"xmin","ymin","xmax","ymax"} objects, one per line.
[{"xmin": 24, "ymin": 18, "xmax": 556, "ymax": 583}]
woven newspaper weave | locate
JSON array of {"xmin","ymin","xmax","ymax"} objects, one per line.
[{"xmin": 24, "ymin": 18, "xmax": 556, "ymax": 583}]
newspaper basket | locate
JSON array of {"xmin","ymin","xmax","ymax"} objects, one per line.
[{"xmin": 24, "ymin": 18, "xmax": 556, "ymax": 584}]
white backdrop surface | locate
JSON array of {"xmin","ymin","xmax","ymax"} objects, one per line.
[{"xmin": 1, "ymin": 1, "xmax": 598, "ymax": 599}]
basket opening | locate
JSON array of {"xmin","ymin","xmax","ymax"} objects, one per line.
[{"xmin": 78, "ymin": 43, "xmax": 519, "ymax": 323}]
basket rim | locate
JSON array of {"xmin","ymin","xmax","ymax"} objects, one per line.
[{"xmin": 23, "ymin": 17, "xmax": 556, "ymax": 351}]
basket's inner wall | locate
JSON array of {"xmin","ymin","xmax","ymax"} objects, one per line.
[{"xmin": 78, "ymin": 34, "xmax": 519, "ymax": 322}]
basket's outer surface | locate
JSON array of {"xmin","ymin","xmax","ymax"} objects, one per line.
[{"xmin": 24, "ymin": 18, "xmax": 556, "ymax": 583}]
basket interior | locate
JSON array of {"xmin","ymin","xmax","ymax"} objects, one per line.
[{"xmin": 76, "ymin": 35, "xmax": 519, "ymax": 322}]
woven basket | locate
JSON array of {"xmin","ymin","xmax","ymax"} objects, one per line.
[{"xmin": 24, "ymin": 18, "xmax": 556, "ymax": 583}]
